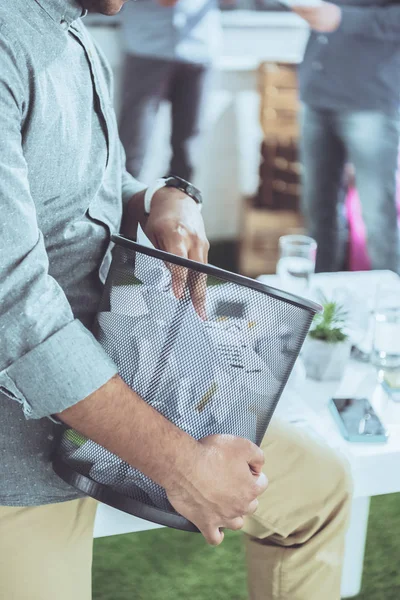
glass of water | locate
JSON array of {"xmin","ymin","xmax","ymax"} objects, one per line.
[
  {"xmin": 372, "ymin": 282, "xmax": 400, "ymax": 370},
  {"xmin": 276, "ymin": 235, "xmax": 317, "ymax": 294}
]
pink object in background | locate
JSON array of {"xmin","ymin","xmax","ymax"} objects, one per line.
[
  {"xmin": 345, "ymin": 187, "xmax": 371, "ymax": 271},
  {"xmin": 346, "ymin": 166, "xmax": 400, "ymax": 271}
]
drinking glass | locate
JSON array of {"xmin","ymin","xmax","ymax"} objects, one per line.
[
  {"xmin": 371, "ymin": 282, "xmax": 400, "ymax": 371},
  {"xmin": 276, "ymin": 235, "xmax": 317, "ymax": 294}
]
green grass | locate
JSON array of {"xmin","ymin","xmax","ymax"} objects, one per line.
[
  {"xmin": 93, "ymin": 494, "xmax": 400, "ymax": 600},
  {"xmin": 358, "ymin": 494, "xmax": 400, "ymax": 600}
]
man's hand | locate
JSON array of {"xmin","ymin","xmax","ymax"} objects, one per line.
[
  {"xmin": 145, "ymin": 188, "xmax": 209, "ymax": 310},
  {"xmin": 143, "ymin": 187, "xmax": 208, "ymax": 263},
  {"xmin": 124, "ymin": 187, "xmax": 209, "ymax": 318},
  {"xmin": 293, "ymin": 1, "xmax": 342, "ymax": 32},
  {"xmin": 166, "ymin": 434, "xmax": 268, "ymax": 545}
]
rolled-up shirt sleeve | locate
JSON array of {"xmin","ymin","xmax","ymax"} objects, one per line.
[{"xmin": 0, "ymin": 28, "xmax": 118, "ymax": 420}]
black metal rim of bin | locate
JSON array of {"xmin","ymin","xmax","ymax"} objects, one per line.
[
  {"xmin": 53, "ymin": 234, "xmax": 322, "ymax": 532},
  {"xmin": 53, "ymin": 456, "xmax": 199, "ymax": 532},
  {"xmin": 111, "ymin": 234, "xmax": 322, "ymax": 314}
]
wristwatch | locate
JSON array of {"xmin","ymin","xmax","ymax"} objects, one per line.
[{"xmin": 144, "ymin": 176, "xmax": 203, "ymax": 215}]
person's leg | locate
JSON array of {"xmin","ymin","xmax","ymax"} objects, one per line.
[
  {"xmin": 300, "ymin": 105, "xmax": 348, "ymax": 272},
  {"xmin": 338, "ymin": 111, "xmax": 400, "ymax": 273},
  {"xmin": 168, "ymin": 63, "xmax": 211, "ymax": 181},
  {"xmin": 118, "ymin": 54, "xmax": 174, "ymax": 178},
  {"xmin": 243, "ymin": 419, "xmax": 352, "ymax": 600},
  {"xmin": 0, "ymin": 497, "xmax": 98, "ymax": 600}
]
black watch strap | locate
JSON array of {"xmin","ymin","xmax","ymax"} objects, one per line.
[{"xmin": 164, "ymin": 176, "xmax": 203, "ymax": 206}]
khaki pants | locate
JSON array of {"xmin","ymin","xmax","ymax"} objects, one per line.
[
  {"xmin": 242, "ymin": 420, "xmax": 352, "ymax": 600},
  {"xmin": 0, "ymin": 420, "xmax": 352, "ymax": 600},
  {"xmin": 0, "ymin": 497, "xmax": 98, "ymax": 600}
]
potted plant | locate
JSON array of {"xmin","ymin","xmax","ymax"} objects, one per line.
[{"xmin": 302, "ymin": 297, "xmax": 352, "ymax": 381}]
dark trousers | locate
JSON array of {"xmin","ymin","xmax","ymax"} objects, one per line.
[
  {"xmin": 300, "ymin": 104, "xmax": 400, "ymax": 273},
  {"xmin": 119, "ymin": 54, "xmax": 211, "ymax": 181}
]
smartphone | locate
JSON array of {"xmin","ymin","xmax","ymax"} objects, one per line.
[{"xmin": 329, "ymin": 397, "xmax": 388, "ymax": 443}]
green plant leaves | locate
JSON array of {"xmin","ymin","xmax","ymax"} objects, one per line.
[{"xmin": 309, "ymin": 297, "xmax": 348, "ymax": 343}]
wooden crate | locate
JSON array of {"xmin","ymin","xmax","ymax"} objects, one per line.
[
  {"xmin": 255, "ymin": 140, "xmax": 302, "ymax": 211},
  {"xmin": 239, "ymin": 200, "xmax": 304, "ymax": 278},
  {"xmin": 258, "ymin": 62, "xmax": 298, "ymax": 91},
  {"xmin": 258, "ymin": 63, "xmax": 299, "ymax": 141},
  {"xmin": 242, "ymin": 63, "xmax": 303, "ymax": 277}
]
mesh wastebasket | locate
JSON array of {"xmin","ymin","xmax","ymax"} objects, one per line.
[{"xmin": 53, "ymin": 234, "xmax": 321, "ymax": 532}]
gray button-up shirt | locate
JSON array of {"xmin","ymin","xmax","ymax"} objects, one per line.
[
  {"xmin": 0, "ymin": 0, "xmax": 146, "ymax": 506},
  {"xmin": 299, "ymin": 0, "xmax": 400, "ymax": 114}
]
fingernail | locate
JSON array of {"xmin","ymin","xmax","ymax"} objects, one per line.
[
  {"xmin": 257, "ymin": 473, "xmax": 268, "ymax": 488},
  {"xmin": 198, "ymin": 307, "xmax": 207, "ymax": 321},
  {"xmin": 172, "ymin": 282, "xmax": 184, "ymax": 299}
]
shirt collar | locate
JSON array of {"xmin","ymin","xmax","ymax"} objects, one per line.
[{"xmin": 34, "ymin": 0, "xmax": 86, "ymax": 29}]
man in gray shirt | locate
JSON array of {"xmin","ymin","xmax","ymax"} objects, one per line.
[
  {"xmin": 293, "ymin": 0, "xmax": 400, "ymax": 272},
  {"xmin": 0, "ymin": 1, "xmax": 351, "ymax": 599}
]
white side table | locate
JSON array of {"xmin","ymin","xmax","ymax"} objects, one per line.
[
  {"xmin": 287, "ymin": 360, "xmax": 400, "ymax": 598},
  {"xmin": 260, "ymin": 270, "xmax": 400, "ymax": 598}
]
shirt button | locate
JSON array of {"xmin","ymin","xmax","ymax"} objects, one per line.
[
  {"xmin": 317, "ymin": 35, "xmax": 329, "ymax": 44},
  {"xmin": 60, "ymin": 18, "xmax": 69, "ymax": 30},
  {"xmin": 173, "ymin": 13, "xmax": 187, "ymax": 28},
  {"xmin": 312, "ymin": 61, "xmax": 323, "ymax": 71}
]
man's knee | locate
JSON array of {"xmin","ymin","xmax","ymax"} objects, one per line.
[
  {"xmin": 243, "ymin": 422, "xmax": 353, "ymax": 544},
  {"xmin": 286, "ymin": 443, "xmax": 352, "ymax": 546}
]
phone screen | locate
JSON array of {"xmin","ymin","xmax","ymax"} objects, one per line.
[{"xmin": 332, "ymin": 398, "xmax": 387, "ymax": 438}]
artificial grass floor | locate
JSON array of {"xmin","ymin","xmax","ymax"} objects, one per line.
[{"xmin": 93, "ymin": 493, "xmax": 400, "ymax": 600}]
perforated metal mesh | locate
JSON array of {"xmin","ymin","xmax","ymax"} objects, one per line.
[{"xmin": 55, "ymin": 237, "xmax": 317, "ymax": 528}]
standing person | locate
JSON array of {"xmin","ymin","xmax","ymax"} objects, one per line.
[
  {"xmin": 118, "ymin": 0, "xmax": 221, "ymax": 180},
  {"xmin": 0, "ymin": 2, "xmax": 351, "ymax": 600},
  {"xmin": 293, "ymin": 0, "xmax": 400, "ymax": 273}
]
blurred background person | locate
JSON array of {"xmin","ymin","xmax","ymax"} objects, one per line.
[
  {"xmin": 118, "ymin": 0, "xmax": 222, "ymax": 182},
  {"xmin": 292, "ymin": 0, "xmax": 400, "ymax": 273}
]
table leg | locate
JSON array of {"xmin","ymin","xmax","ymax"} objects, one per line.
[
  {"xmin": 341, "ymin": 496, "xmax": 371, "ymax": 598},
  {"xmin": 93, "ymin": 503, "xmax": 164, "ymax": 538}
]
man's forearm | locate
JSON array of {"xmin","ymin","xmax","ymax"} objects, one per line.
[
  {"xmin": 57, "ymin": 371, "xmax": 268, "ymax": 546},
  {"xmin": 57, "ymin": 374, "xmax": 197, "ymax": 491}
]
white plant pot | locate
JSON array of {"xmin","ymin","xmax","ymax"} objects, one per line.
[{"xmin": 302, "ymin": 337, "xmax": 352, "ymax": 381}]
